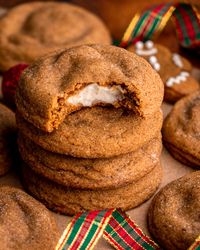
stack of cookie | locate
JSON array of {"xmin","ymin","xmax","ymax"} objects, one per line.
[{"xmin": 16, "ymin": 44, "xmax": 164, "ymax": 215}]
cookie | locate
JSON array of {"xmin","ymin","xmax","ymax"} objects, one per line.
[
  {"xmin": 148, "ymin": 171, "xmax": 200, "ymax": 250},
  {"xmin": 21, "ymin": 162, "xmax": 162, "ymax": 215},
  {"xmin": 18, "ymin": 133, "xmax": 162, "ymax": 189},
  {"xmin": 0, "ymin": 185, "xmax": 59, "ymax": 250},
  {"xmin": 0, "ymin": 2, "xmax": 111, "ymax": 71},
  {"xmin": 15, "ymin": 44, "xmax": 164, "ymax": 132},
  {"xmin": 128, "ymin": 41, "xmax": 199, "ymax": 103},
  {"xmin": 162, "ymin": 91, "xmax": 200, "ymax": 168},
  {"xmin": 16, "ymin": 107, "xmax": 163, "ymax": 158},
  {"xmin": 0, "ymin": 103, "xmax": 17, "ymax": 176}
]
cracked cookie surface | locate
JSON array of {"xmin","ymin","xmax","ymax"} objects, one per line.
[
  {"xmin": 162, "ymin": 91, "xmax": 200, "ymax": 168},
  {"xmin": 0, "ymin": 2, "xmax": 111, "ymax": 71},
  {"xmin": 148, "ymin": 171, "xmax": 200, "ymax": 250},
  {"xmin": 16, "ymin": 44, "xmax": 164, "ymax": 132},
  {"xmin": 0, "ymin": 186, "xmax": 59, "ymax": 250}
]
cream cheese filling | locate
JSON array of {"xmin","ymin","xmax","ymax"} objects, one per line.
[{"xmin": 67, "ymin": 83, "xmax": 125, "ymax": 107}]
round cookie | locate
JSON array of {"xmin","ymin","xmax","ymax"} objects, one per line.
[
  {"xmin": 148, "ymin": 171, "xmax": 200, "ymax": 250},
  {"xmin": 0, "ymin": 103, "xmax": 17, "ymax": 176},
  {"xmin": 18, "ymin": 133, "xmax": 162, "ymax": 189},
  {"xmin": 162, "ymin": 91, "xmax": 200, "ymax": 168},
  {"xmin": 21, "ymin": 163, "xmax": 162, "ymax": 215},
  {"xmin": 128, "ymin": 41, "xmax": 199, "ymax": 103},
  {"xmin": 0, "ymin": 185, "xmax": 59, "ymax": 250},
  {"xmin": 0, "ymin": 2, "xmax": 111, "ymax": 71},
  {"xmin": 16, "ymin": 107, "xmax": 163, "ymax": 158},
  {"xmin": 15, "ymin": 44, "xmax": 164, "ymax": 132}
]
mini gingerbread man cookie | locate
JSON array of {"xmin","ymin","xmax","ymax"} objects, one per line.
[{"xmin": 128, "ymin": 41, "xmax": 199, "ymax": 103}]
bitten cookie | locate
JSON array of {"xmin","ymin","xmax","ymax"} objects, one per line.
[
  {"xmin": 0, "ymin": 2, "xmax": 111, "ymax": 71},
  {"xmin": 16, "ymin": 107, "xmax": 163, "ymax": 158},
  {"xmin": 128, "ymin": 41, "xmax": 199, "ymax": 103},
  {"xmin": 148, "ymin": 171, "xmax": 200, "ymax": 250},
  {"xmin": 0, "ymin": 186, "xmax": 59, "ymax": 250},
  {"xmin": 162, "ymin": 91, "xmax": 200, "ymax": 168},
  {"xmin": 21, "ymin": 162, "xmax": 162, "ymax": 215},
  {"xmin": 18, "ymin": 133, "xmax": 162, "ymax": 189},
  {"xmin": 0, "ymin": 103, "xmax": 17, "ymax": 176},
  {"xmin": 16, "ymin": 44, "xmax": 164, "ymax": 132}
]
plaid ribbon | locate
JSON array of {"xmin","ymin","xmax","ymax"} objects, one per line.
[
  {"xmin": 188, "ymin": 235, "xmax": 200, "ymax": 250},
  {"xmin": 56, "ymin": 208, "xmax": 200, "ymax": 250},
  {"xmin": 103, "ymin": 209, "xmax": 160, "ymax": 250},
  {"xmin": 56, "ymin": 209, "xmax": 160, "ymax": 250},
  {"xmin": 56, "ymin": 209, "xmax": 114, "ymax": 250},
  {"xmin": 120, "ymin": 3, "xmax": 200, "ymax": 48}
]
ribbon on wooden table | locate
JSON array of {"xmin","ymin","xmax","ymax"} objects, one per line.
[{"xmin": 120, "ymin": 2, "xmax": 200, "ymax": 49}]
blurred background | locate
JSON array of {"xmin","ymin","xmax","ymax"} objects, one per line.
[{"xmin": 0, "ymin": 0, "xmax": 199, "ymax": 66}]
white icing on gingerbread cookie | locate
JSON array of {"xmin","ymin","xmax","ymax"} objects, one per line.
[
  {"xmin": 135, "ymin": 40, "xmax": 157, "ymax": 56},
  {"xmin": 135, "ymin": 41, "xmax": 160, "ymax": 71},
  {"xmin": 166, "ymin": 71, "xmax": 190, "ymax": 87},
  {"xmin": 172, "ymin": 53, "xmax": 183, "ymax": 68},
  {"xmin": 149, "ymin": 56, "xmax": 160, "ymax": 71}
]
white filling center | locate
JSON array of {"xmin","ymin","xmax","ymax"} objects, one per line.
[{"xmin": 67, "ymin": 83, "xmax": 124, "ymax": 107}]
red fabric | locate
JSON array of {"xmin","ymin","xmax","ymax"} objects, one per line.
[{"xmin": 2, "ymin": 64, "xmax": 28, "ymax": 109}]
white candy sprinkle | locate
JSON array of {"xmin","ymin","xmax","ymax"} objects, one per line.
[
  {"xmin": 135, "ymin": 41, "xmax": 144, "ymax": 50},
  {"xmin": 145, "ymin": 40, "xmax": 154, "ymax": 49}
]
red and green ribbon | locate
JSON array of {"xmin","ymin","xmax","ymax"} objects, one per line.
[
  {"xmin": 56, "ymin": 209, "xmax": 114, "ymax": 250},
  {"xmin": 120, "ymin": 3, "xmax": 200, "ymax": 48},
  {"xmin": 56, "ymin": 208, "xmax": 200, "ymax": 250},
  {"xmin": 56, "ymin": 209, "xmax": 160, "ymax": 250},
  {"xmin": 188, "ymin": 235, "xmax": 200, "ymax": 250},
  {"xmin": 103, "ymin": 209, "xmax": 160, "ymax": 250}
]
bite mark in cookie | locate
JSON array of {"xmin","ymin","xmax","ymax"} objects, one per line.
[{"xmin": 16, "ymin": 44, "xmax": 164, "ymax": 132}]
